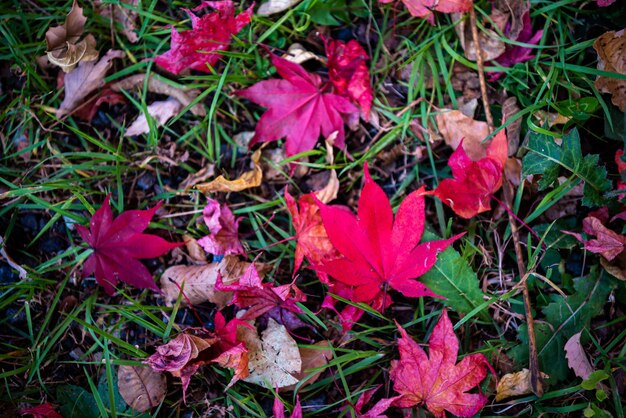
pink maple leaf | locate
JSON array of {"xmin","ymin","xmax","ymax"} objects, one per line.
[
  {"xmin": 378, "ymin": 0, "xmax": 472, "ymax": 24},
  {"xmin": 197, "ymin": 198, "xmax": 244, "ymax": 256},
  {"xmin": 155, "ymin": 1, "xmax": 253, "ymax": 74},
  {"xmin": 76, "ymin": 195, "xmax": 181, "ymax": 295},
  {"xmin": 235, "ymin": 54, "xmax": 359, "ymax": 157}
]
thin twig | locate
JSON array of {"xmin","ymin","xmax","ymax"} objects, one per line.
[{"xmin": 469, "ymin": 7, "xmax": 494, "ymax": 133}]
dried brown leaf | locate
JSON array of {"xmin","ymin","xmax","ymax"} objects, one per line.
[
  {"xmin": 284, "ymin": 341, "xmax": 332, "ymax": 390},
  {"xmin": 196, "ymin": 149, "xmax": 263, "ymax": 193},
  {"xmin": 94, "ymin": 0, "xmax": 139, "ymax": 43},
  {"xmin": 495, "ymin": 368, "xmax": 549, "ymax": 401},
  {"xmin": 564, "ymin": 331, "xmax": 595, "ymax": 380},
  {"xmin": 594, "ymin": 29, "xmax": 626, "ymax": 111},
  {"xmin": 57, "ymin": 49, "xmax": 125, "ymax": 116},
  {"xmin": 454, "ymin": 13, "xmax": 505, "ymax": 61},
  {"xmin": 435, "ymin": 109, "xmax": 491, "ymax": 160},
  {"xmin": 117, "ymin": 365, "xmax": 167, "ymax": 413}
]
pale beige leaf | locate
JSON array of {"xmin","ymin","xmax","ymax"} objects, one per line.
[
  {"xmin": 118, "ymin": 365, "xmax": 167, "ymax": 413},
  {"xmin": 564, "ymin": 331, "xmax": 595, "ymax": 380},
  {"xmin": 454, "ymin": 13, "xmax": 505, "ymax": 61},
  {"xmin": 239, "ymin": 319, "xmax": 301, "ymax": 388},
  {"xmin": 284, "ymin": 43, "xmax": 324, "ymax": 65},
  {"xmin": 125, "ymin": 98, "xmax": 183, "ymax": 136},
  {"xmin": 435, "ymin": 109, "xmax": 490, "ymax": 160},
  {"xmin": 594, "ymin": 29, "xmax": 626, "ymax": 111},
  {"xmin": 495, "ymin": 368, "xmax": 550, "ymax": 401},
  {"xmin": 57, "ymin": 49, "xmax": 125, "ymax": 116},
  {"xmin": 196, "ymin": 149, "xmax": 263, "ymax": 193},
  {"xmin": 257, "ymin": 0, "xmax": 301, "ymax": 15},
  {"xmin": 182, "ymin": 234, "xmax": 207, "ymax": 263}
]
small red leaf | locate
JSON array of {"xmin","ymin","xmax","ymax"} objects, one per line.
[
  {"xmin": 78, "ymin": 195, "xmax": 181, "ymax": 295},
  {"xmin": 379, "ymin": 0, "xmax": 472, "ymax": 24},
  {"xmin": 197, "ymin": 198, "xmax": 245, "ymax": 256},
  {"xmin": 428, "ymin": 130, "xmax": 507, "ymax": 219},
  {"xmin": 155, "ymin": 1, "xmax": 253, "ymax": 74},
  {"xmin": 390, "ymin": 310, "xmax": 493, "ymax": 418},
  {"xmin": 18, "ymin": 403, "xmax": 62, "ymax": 418},
  {"xmin": 235, "ymin": 54, "xmax": 359, "ymax": 157}
]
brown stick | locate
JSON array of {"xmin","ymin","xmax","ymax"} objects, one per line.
[{"xmin": 469, "ymin": 7, "xmax": 495, "ymax": 133}]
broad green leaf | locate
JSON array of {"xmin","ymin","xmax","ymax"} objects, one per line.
[
  {"xmin": 56, "ymin": 385, "xmax": 100, "ymax": 418},
  {"xmin": 522, "ymin": 128, "xmax": 611, "ymax": 206},
  {"xmin": 421, "ymin": 232, "xmax": 488, "ymax": 321}
]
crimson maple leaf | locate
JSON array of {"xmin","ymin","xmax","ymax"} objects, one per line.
[
  {"xmin": 197, "ymin": 198, "xmax": 244, "ymax": 256},
  {"xmin": 325, "ymin": 39, "xmax": 373, "ymax": 118},
  {"xmin": 235, "ymin": 54, "xmax": 359, "ymax": 157},
  {"xmin": 145, "ymin": 312, "xmax": 250, "ymax": 398},
  {"xmin": 428, "ymin": 130, "xmax": 507, "ymax": 219},
  {"xmin": 77, "ymin": 195, "xmax": 180, "ymax": 295},
  {"xmin": 315, "ymin": 163, "xmax": 462, "ymax": 312},
  {"xmin": 378, "ymin": 0, "xmax": 472, "ymax": 24},
  {"xmin": 154, "ymin": 1, "xmax": 253, "ymax": 74},
  {"xmin": 215, "ymin": 262, "xmax": 305, "ymax": 321},
  {"xmin": 390, "ymin": 310, "xmax": 493, "ymax": 418},
  {"xmin": 18, "ymin": 402, "xmax": 62, "ymax": 418}
]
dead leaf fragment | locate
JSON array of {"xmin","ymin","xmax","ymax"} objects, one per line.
[
  {"xmin": 502, "ymin": 96, "xmax": 521, "ymax": 155},
  {"xmin": 45, "ymin": 0, "xmax": 98, "ymax": 72},
  {"xmin": 284, "ymin": 43, "xmax": 324, "ymax": 65},
  {"xmin": 238, "ymin": 318, "xmax": 301, "ymax": 388},
  {"xmin": 435, "ymin": 109, "xmax": 490, "ymax": 160},
  {"xmin": 495, "ymin": 368, "xmax": 549, "ymax": 401},
  {"xmin": 593, "ymin": 29, "xmax": 626, "ymax": 111},
  {"xmin": 257, "ymin": 0, "xmax": 302, "ymax": 15},
  {"xmin": 57, "ymin": 49, "xmax": 125, "ymax": 117},
  {"xmin": 285, "ymin": 341, "xmax": 332, "ymax": 390},
  {"xmin": 94, "ymin": 0, "xmax": 139, "ymax": 43},
  {"xmin": 117, "ymin": 366, "xmax": 167, "ymax": 412},
  {"xmin": 564, "ymin": 331, "xmax": 595, "ymax": 380},
  {"xmin": 111, "ymin": 74, "xmax": 205, "ymax": 117},
  {"xmin": 454, "ymin": 13, "xmax": 505, "ymax": 61},
  {"xmin": 124, "ymin": 98, "xmax": 183, "ymax": 136},
  {"xmin": 196, "ymin": 149, "xmax": 263, "ymax": 193},
  {"xmin": 182, "ymin": 234, "xmax": 207, "ymax": 263}
]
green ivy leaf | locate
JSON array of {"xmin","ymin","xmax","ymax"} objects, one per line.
[
  {"xmin": 522, "ymin": 128, "xmax": 611, "ymax": 206},
  {"xmin": 421, "ymin": 231, "xmax": 488, "ymax": 321}
]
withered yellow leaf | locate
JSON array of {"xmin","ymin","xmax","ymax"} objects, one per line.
[{"xmin": 196, "ymin": 149, "xmax": 262, "ymax": 193}]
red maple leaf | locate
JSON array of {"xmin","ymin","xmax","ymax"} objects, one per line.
[
  {"xmin": 235, "ymin": 54, "xmax": 359, "ymax": 157},
  {"xmin": 273, "ymin": 396, "xmax": 303, "ymax": 418},
  {"xmin": 76, "ymin": 195, "xmax": 181, "ymax": 295},
  {"xmin": 18, "ymin": 403, "xmax": 62, "ymax": 418},
  {"xmin": 197, "ymin": 198, "xmax": 245, "ymax": 256},
  {"xmin": 154, "ymin": 1, "xmax": 253, "ymax": 74},
  {"xmin": 390, "ymin": 310, "xmax": 493, "ymax": 418},
  {"xmin": 378, "ymin": 0, "xmax": 472, "ymax": 24},
  {"xmin": 325, "ymin": 39, "xmax": 373, "ymax": 118},
  {"xmin": 145, "ymin": 312, "xmax": 250, "ymax": 398},
  {"xmin": 349, "ymin": 385, "xmax": 401, "ymax": 418},
  {"xmin": 564, "ymin": 210, "xmax": 626, "ymax": 262},
  {"xmin": 315, "ymin": 163, "xmax": 462, "ymax": 312},
  {"xmin": 428, "ymin": 130, "xmax": 507, "ymax": 219},
  {"xmin": 215, "ymin": 262, "xmax": 305, "ymax": 321}
]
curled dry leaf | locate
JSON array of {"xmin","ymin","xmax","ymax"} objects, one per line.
[
  {"xmin": 117, "ymin": 365, "xmax": 167, "ymax": 413},
  {"xmin": 495, "ymin": 368, "xmax": 549, "ymax": 401},
  {"xmin": 435, "ymin": 109, "xmax": 490, "ymax": 161},
  {"xmin": 564, "ymin": 331, "xmax": 595, "ymax": 380},
  {"xmin": 258, "ymin": 0, "xmax": 302, "ymax": 16},
  {"xmin": 284, "ymin": 43, "xmax": 324, "ymax": 65},
  {"xmin": 182, "ymin": 234, "xmax": 207, "ymax": 264},
  {"xmin": 45, "ymin": 0, "xmax": 98, "ymax": 72},
  {"xmin": 593, "ymin": 29, "xmax": 626, "ymax": 112},
  {"xmin": 94, "ymin": 0, "xmax": 139, "ymax": 43},
  {"xmin": 159, "ymin": 256, "xmax": 264, "ymax": 307},
  {"xmin": 238, "ymin": 318, "xmax": 301, "ymax": 388},
  {"xmin": 124, "ymin": 98, "xmax": 183, "ymax": 136},
  {"xmin": 196, "ymin": 148, "xmax": 263, "ymax": 193},
  {"xmin": 111, "ymin": 74, "xmax": 206, "ymax": 117},
  {"xmin": 57, "ymin": 50, "xmax": 125, "ymax": 117}
]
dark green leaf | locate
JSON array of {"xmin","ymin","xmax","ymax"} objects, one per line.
[{"xmin": 56, "ymin": 385, "xmax": 100, "ymax": 418}]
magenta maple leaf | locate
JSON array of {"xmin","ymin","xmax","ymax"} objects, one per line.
[
  {"xmin": 76, "ymin": 195, "xmax": 180, "ymax": 295},
  {"xmin": 154, "ymin": 1, "xmax": 253, "ymax": 74},
  {"xmin": 197, "ymin": 198, "xmax": 244, "ymax": 256},
  {"xmin": 315, "ymin": 163, "xmax": 463, "ymax": 312},
  {"xmin": 235, "ymin": 54, "xmax": 359, "ymax": 157}
]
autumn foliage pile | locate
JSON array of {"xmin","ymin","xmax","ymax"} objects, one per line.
[{"xmin": 5, "ymin": 0, "xmax": 626, "ymax": 417}]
